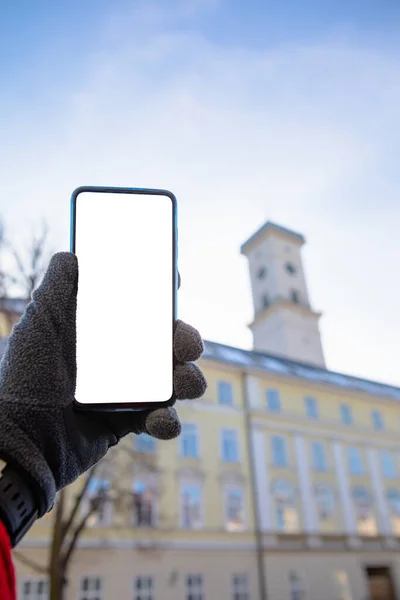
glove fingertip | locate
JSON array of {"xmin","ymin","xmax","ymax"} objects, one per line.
[
  {"xmin": 174, "ymin": 320, "xmax": 204, "ymax": 363},
  {"xmin": 145, "ymin": 407, "xmax": 181, "ymax": 440}
]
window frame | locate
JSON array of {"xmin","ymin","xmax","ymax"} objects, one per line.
[
  {"xmin": 340, "ymin": 403, "xmax": 354, "ymax": 426},
  {"xmin": 271, "ymin": 479, "xmax": 298, "ymax": 533},
  {"xmin": 81, "ymin": 477, "xmax": 112, "ymax": 527},
  {"xmin": 180, "ymin": 481, "xmax": 204, "ymax": 530},
  {"xmin": 132, "ymin": 478, "xmax": 157, "ymax": 528},
  {"xmin": 266, "ymin": 388, "xmax": 281, "ymax": 413},
  {"xmin": 79, "ymin": 576, "xmax": 103, "ymax": 600},
  {"xmin": 311, "ymin": 441, "xmax": 327, "ymax": 472},
  {"xmin": 371, "ymin": 410, "xmax": 384, "ymax": 431},
  {"xmin": 20, "ymin": 578, "xmax": 49, "ymax": 600},
  {"xmin": 135, "ymin": 433, "xmax": 157, "ymax": 454},
  {"xmin": 221, "ymin": 428, "xmax": 240, "ymax": 463},
  {"xmin": 314, "ymin": 484, "xmax": 335, "ymax": 521},
  {"xmin": 271, "ymin": 435, "xmax": 288, "ymax": 468},
  {"xmin": 224, "ymin": 485, "xmax": 246, "ymax": 532},
  {"xmin": 180, "ymin": 422, "xmax": 200, "ymax": 459},
  {"xmin": 347, "ymin": 446, "xmax": 363, "ymax": 476},
  {"xmin": 185, "ymin": 574, "xmax": 204, "ymax": 600},
  {"xmin": 232, "ymin": 573, "xmax": 250, "ymax": 600},
  {"xmin": 304, "ymin": 396, "xmax": 319, "ymax": 419},
  {"xmin": 218, "ymin": 380, "xmax": 234, "ymax": 406},
  {"xmin": 380, "ymin": 450, "xmax": 396, "ymax": 479},
  {"xmin": 288, "ymin": 570, "xmax": 308, "ymax": 600},
  {"xmin": 134, "ymin": 576, "xmax": 153, "ymax": 600}
]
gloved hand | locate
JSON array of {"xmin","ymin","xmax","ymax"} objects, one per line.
[{"xmin": 0, "ymin": 253, "xmax": 207, "ymax": 518}]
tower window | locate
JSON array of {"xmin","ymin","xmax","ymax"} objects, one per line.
[
  {"xmin": 291, "ymin": 289, "xmax": 300, "ymax": 304},
  {"xmin": 262, "ymin": 294, "xmax": 270, "ymax": 308},
  {"xmin": 256, "ymin": 266, "xmax": 267, "ymax": 279},
  {"xmin": 285, "ymin": 262, "xmax": 296, "ymax": 275}
]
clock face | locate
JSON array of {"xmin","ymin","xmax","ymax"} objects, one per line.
[
  {"xmin": 257, "ymin": 266, "xmax": 267, "ymax": 279},
  {"xmin": 285, "ymin": 262, "xmax": 296, "ymax": 275}
]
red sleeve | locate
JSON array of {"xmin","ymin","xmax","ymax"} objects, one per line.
[{"xmin": 0, "ymin": 521, "xmax": 16, "ymax": 600}]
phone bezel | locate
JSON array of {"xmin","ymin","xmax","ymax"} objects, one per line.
[{"xmin": 70, "ymin": 185, "xmax": 178, "ymax": 412}]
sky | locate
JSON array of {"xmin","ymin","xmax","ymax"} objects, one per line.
[{"xmin": 1, "ymin": 0, "xmax": 400, "ymax": 385}]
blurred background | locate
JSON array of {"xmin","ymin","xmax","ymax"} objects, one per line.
[{"xmin": 1, "ymin": 1, "xmax": 400, "ymax": 599}]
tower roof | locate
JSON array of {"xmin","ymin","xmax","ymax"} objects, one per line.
[{"xmin": 240, "ymin": 221, "xmax": 306, "ymax": 255}]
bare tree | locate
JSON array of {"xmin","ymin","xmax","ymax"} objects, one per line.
[
  {"xmin": 13, "ymin": 446, "xmax": 164, "ymax": 600},
  {"xmin": 0, "ymin": 218, "xmax": 50, "ymax": 335},
  {"xmin": 0, "ymin": 220, "xmax": 166, "ymax": 600}
]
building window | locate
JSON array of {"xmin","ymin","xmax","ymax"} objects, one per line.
[
  {"xmin": 181, "ymin": 423, "xmax": 199, "ymax": 458},
  {"xmin": 347, "ymin": 446, "xmax": 363, "ymax": 475},
  {"xmin": 371, "ymin": 410, "xmax": 384, "ymax": 431},
  {"xmin": 352, "ymin": 486, "xmax": 376, "ymax": 536},
  {"xmin": 79, "ymin": 577, "xmax": 102, "ymax": 600},
  {"xmin": 232, "ymin": 574, "xmax": 249, "ymax": 600},
  {"xmin": 290, "ymin": 289, "xmax": 300, "ymax": 304},
  {"xmin": 285, "ymin": 262, "xmax": 297, "ymax": 275},
  {"xmin": 256, "ymin": 266, "xmax": 267, "ymax": 279},
  {"xmin": 218, "ymin": 381, "xmax": 233, "ymax": 406},
  {"xmin": 272, "ymin": 479, "xmax": 298, "ymax": 532},
  {"xmin": 386, "ymin": 489, "xmax": 400, "ymax": 535},
  {"xmin": 314, "ymin": 484, "xmax": 335, "ymax": 520},
  {"xmin": 134, "ymin": 577, "xmax": 153, "ymax": 600},
  {"xmin": 186, "ymin": 575, "xmax": 203, "ymax": 600},
  {"xmin": 266, "ymin": 388, "xmax": 281, "ymax": 412},
  {"xmin": 133, "ymin": 481, "xmax": 155, "ymax": 527},
  {"xmin": 136, "ymin": 433, "xmax": 157, "ymax": 454},
  {"xmin": 311, "ymin": 442, "xmax": 327, "ymax": 472},
  {"xmin": 333, "ymin": 571, "xmax": 353, "ymax": 600},
  {"xmin": 21, "ymin": 580, "xmax": 48, "ymax": 600},
  {"xmin": 288, "ymin": 571, "xmax": 307, "ymax": 600},
  {"xmin": 82, "ymin": 478, "xmax": 111, "ymax": 527},
  {"xmin": 181, "ymin": 484, "xmax": 203, "ymax": 529},
  {"xmin": 221, "ymin": 429, "xmax": 240, "ymax": 463},
  {"xmin": 380, "ymin": 450, "xmax": 396, "ymax": 479},
  {"xmin": 340, "ymin": 404, "xmax": 353, "ymax": 425},
  {"xmin": 225, "ymin": 487, "xmax": 245, "ymax": 532},
  {"xmin": 304, "ymin": 396, "xmax": 318, "ymax": 419},
  {"xmin": 271, "ymin": 435, "xmax": 288, "ymax": 468}
]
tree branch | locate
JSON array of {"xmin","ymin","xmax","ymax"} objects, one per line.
[
  {"xmin": 13, "ymin": 550, "xmax": 49, "ymax": 575},
  {"xmin": 61, "ymin": 495, "xmax": 104, "ymax": 573},
  {"xmin": 60, "ymin": 463, "xmax": 100, "ymax": 546}
]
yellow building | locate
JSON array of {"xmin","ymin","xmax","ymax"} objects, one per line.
[{"xmin": 6, "ymin": 222, "xmax": 400, "ymax": 600}]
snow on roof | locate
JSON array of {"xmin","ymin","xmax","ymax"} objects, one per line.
[
  {"xmin": 0, "ymin": 337, "xmax": 7, "ymax": 359},
  {"xmin": 0, "ymin": 298, "xmax": 26, "ymax": 313},
  {"xmin": 202, "ymin": 340, "xmax": 400, "ymax": 401}
]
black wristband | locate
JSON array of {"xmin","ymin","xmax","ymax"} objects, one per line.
[{"xmin": 0, "ymin": 460, "xmax": 39, "ymax": 547}]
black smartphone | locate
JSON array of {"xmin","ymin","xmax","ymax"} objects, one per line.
[{"xmin": 70, "ymin": 186, "xmax": 177, "ymax": 411}]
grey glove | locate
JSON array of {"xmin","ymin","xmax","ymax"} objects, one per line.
[{"xmin": 0, "ymin": 253, "xmax": 207, "ymax": 517}]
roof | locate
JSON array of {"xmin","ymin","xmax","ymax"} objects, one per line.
[
  {"xmin": 0, "ymin": 297, "xmax": 26, "ymax": 313},
  {"xmin": 0, "ymin": 337, "xmax": 7, "ymax": 358},
  {"xmin": 202, "ymin": 340, "xmax": 400, "ymax": 401},
  {"xmin": 240, "ymin": 221, "xmax": 306, "ymax": 255}
]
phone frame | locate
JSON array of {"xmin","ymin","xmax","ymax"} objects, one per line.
[{"xmin": 70, "ymin": 185, "xmax": 178, "ymax": 412}]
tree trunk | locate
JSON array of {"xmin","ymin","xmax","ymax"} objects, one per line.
[{"xmin": 49, "ymin": 490, "xmax": 66, "ymax": 600}]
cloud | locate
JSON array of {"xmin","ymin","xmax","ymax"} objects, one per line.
[{"xmin": 2, "ymin": 7, "xmax": 400, "ymax": 384}]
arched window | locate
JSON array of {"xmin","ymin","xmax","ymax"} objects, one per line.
[
  {"xmin": 352, "ymin": 486, "xmax": 376, "ymax": 536},
  {"xmin": 386, "ymin": 488, "xmax": 400, "ymax": 535},
  {"xmin": 315, "ymin": 484, "xmax": 335, "ymax": 521},
  {"xmin": 271, "ymin": 480, "xmax": 298, "ymax": 533}
]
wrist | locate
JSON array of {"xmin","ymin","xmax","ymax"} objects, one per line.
[{"xmin": 0, "ymin": 459, "xmax": 39, "ymax": 547}]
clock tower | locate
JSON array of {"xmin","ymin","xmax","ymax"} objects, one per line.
[{"xmin": 241, "ymin": 221, "xmax": 325, "ymax": 368}]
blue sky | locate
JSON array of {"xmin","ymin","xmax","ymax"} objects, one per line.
[{"xmin": 1, "ymin": 0, "xmax": 400, "ymax": 385}]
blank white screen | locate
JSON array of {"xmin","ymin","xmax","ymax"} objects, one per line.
[{"xmin": 74, "ymin": 191, "xmax": 174, "ymax": 405}]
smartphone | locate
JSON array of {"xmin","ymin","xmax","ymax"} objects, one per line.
[{"xmin": 70, "ymin": 186, "xmax": 177, "ymax": 411}]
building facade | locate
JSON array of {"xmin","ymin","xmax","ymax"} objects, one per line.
[{"xmin": 5, "ymin": 222, "xmax": 400, "ymax": 600}]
